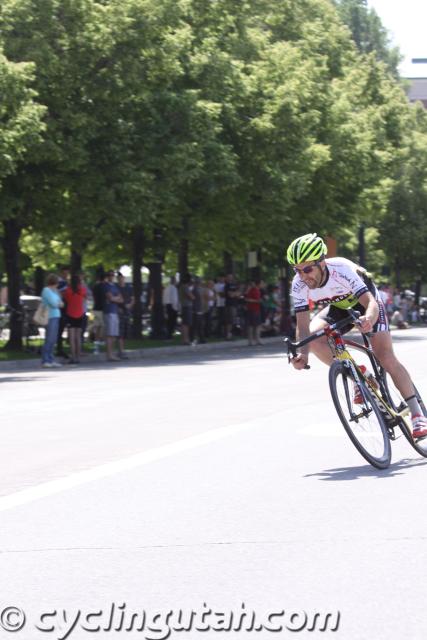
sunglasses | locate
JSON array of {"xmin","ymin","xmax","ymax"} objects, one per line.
[{"xmin": 293, "ymin": 260, "xmax": 321, "ymax": 275}]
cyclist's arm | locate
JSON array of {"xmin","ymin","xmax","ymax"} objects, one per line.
[
  {"xmin": 293, "ymin": 310, "xmax": 311, "ymax": 369},
  {"xmin": 358, "ymin": 291, "xmax": 379, "ymax": 332}
]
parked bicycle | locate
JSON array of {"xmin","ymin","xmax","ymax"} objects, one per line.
[{"xmin": 284, "ymin": 310, "xmax": 427, "ymax": 469}]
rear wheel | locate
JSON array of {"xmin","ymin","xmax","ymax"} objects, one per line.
[
  {"xmin": 329, "ymin": 360, "xmax": 391, "ymax": 469},
  {"xmin": 381, "ymin": 370, "xmax": 427, "ymax": 458}
]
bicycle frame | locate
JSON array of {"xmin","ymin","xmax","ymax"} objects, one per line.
[
  {"xmin": 332, "ymin": 328, "xmax": 412, "ymax": 434},
  {"xmin": 284, "ymin": 316, "xmax": 412, "ymax": 436}
]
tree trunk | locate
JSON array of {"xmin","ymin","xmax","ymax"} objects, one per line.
[
  {"xmin": 131, "ymin": 226, "xmax": 144, "ymax": 339},
  {"xmin": 223, "ymin": 251, "xmax": 233, "ymax": 275},
  {"xmin": 395, "ymin": 257, "xmax": 401, "ymax": 289},
  {"xmin": 71, "ymin": 248, "xmax": 82, "ymax": 275},
  {"xmin": 249, "ymin": 248, "xmax": 262, "ymax": 281},
  {"xmin": 178, "ymin": 217, "xmax": 189, "ymax": 277},
  {"xmin": 2, "ymin": 218, "xmax": 23, "ymax": 350},
  {"xmin": 34, "ymin": 266, "xmax": 45, "ymax": 296}
]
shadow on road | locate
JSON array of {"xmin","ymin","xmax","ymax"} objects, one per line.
[
  {"xmin": 304, "ymin": 457, "xmax": 427, "ymax": 481},
  {"xmin": 0, "ymin": 376, "xmax": 44, "ymax": 383}
]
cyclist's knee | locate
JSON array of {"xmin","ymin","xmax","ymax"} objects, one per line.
[
  {"xmin": 309, "ymin": 318, "xmax": 328, "ymax": 333},
  {"xmin": 376, "ymin": 351, "xmax": 399, "ymax": 371}
]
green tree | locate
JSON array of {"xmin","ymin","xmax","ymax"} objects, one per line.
[
  {"xmin": 335, "ymin": 0, "xmax": 401, "ymax": 76},
  {"xmin": 380, "ymin": 104, "xmax": 427, "ymax": 288},
  {"xmin": 0, "ymin": 45, "xmax": 46, "ymax": 347}
]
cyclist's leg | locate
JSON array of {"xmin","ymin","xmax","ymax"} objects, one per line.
[
  {"xmin": 370, "ymin": 329, "xmax": 427, "ymax": 436},
  {"xmin": 370, "ymin": 330, "xmax": 415, "ymax": 399},
  {"xmin": 308, "ymin": 306, "xmax": 335, "ymax": 366}
]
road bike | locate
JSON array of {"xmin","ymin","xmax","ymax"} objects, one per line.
[{"xmin": 284, "ymin": 311, "xmax": 427, "ymax": 469}]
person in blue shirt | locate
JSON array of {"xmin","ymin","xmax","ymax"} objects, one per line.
[
  {"xmin": 41, "ymin": 274, "xmax": 64, "ymax": 367},
  {"xmin": 103, "ymin": 270, "xmax": 123, "ymax": 361}
]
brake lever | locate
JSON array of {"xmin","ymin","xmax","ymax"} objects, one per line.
[
  {"xmin": 284, "ymin": 338, "xmax": 310, "ymax": 369},
  {"xmin": 348, "ymin": 309, "xmax": 373, "ymax": 337}
]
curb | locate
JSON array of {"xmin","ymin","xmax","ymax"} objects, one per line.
[{"xmin": 0, "ymin": 335, "xmax": 286, "ymax": 372}]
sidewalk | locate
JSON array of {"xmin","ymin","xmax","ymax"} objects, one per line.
[
  {"xmin": 1, "ymin": 324, "xmax": 423, "ymax": 373},
  {"xmin": 0, "ymin": 335, "xmax": 286, "ymax": 372}
]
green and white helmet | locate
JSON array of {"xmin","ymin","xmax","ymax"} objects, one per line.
[{"xmin": 286, "ymin": 233, "xmax": 327, "ymax": 265}]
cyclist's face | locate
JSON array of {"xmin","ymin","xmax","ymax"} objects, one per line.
[{"xmin": 294, "ymin": 260, "xmax": 324, "ymax": 288}]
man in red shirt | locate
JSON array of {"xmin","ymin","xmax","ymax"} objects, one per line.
[{"xmin": 245, "ymin": 279, "xmax": 262, "ymax": 346}]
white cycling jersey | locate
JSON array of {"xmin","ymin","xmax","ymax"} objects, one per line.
[{"xmin": 291, "ymin": 257, "xmax": 373, "ymax": 313}]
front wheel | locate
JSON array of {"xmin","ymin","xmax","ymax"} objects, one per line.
[{"xmin": 329, "ymin": 360, "xmax": 391, "ymax": 469}]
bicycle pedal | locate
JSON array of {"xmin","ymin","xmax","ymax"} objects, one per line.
[{"xmin": 387, "ymin": 427, "xmax": 396, "ymax": 440}]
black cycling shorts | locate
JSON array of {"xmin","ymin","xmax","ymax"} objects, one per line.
[{"xmin": 316, "ymin": 299, "xmax": 389, "ymax": 334}]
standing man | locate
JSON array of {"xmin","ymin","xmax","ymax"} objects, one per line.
[
  {"xmin": 162, "ymin": 276, "xmax": 179, "ymax": 339},
  {"xmin": 192, "ymin": 276, "xmax": 206, "ymax": 344},
  {"xmin": 117, "ymin": 272, "xmax": 134, "ymax": 359},
  {"xmin": 245, "ymin": 279, "xmax": 262, "ymax": 346},
  {"xmin": 224, "ymin": 273, "xmax": 239, "ymax": 340},
  {"xmin": 103, "ymin": 270, "xmax": 123, "ymax": 362},
  {"xmin": 91, "ymin": 267, "xmax": 106, "ymax": 355},
  {"xmin": 179, "ymin": 273, "xmax": 194, "ymax": 346},
  {"xmin": 214, "ymin": 275, "xmax": 226, "ymax": 338}
]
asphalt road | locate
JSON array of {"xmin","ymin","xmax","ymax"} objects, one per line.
[{"xmin": 1, "ymin": 327, "xmax": 427, "ymax": 640}]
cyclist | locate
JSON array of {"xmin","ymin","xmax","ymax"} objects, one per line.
[{"xmin": 287, "ymin": 232, "xmax": 427, "ymax": 439}]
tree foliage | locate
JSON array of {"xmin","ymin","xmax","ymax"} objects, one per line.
[{"xmin": 0, "ymin": 0, "xmax": 426, "ymax": 347}]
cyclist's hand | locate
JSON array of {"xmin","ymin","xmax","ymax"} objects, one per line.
[
  {"xmin": 291, "ymin": 353, "xmax": 308, "ymax": 370},
  {"xmin": 358, "ymin": 315, "xmax": 373, "ymax": 333}
]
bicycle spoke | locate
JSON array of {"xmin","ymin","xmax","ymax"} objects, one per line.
[{"xmin": 329, "ymin": 361, "xmax": 391, "ymax": 468}]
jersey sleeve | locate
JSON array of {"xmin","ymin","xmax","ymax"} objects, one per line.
[
  {"xmin": 291, "ymin": 276, "xmax": 309, "ymax": 313},
  {"xmin": 335, "ymin": 263, "xmax": 368, "ymax": 299}
]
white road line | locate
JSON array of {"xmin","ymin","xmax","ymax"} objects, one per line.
[{"xmin": 0, "ymin": 418, "xmax": 263, "ymax": 513}]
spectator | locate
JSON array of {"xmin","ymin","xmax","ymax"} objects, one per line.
[
  {"xmin": 379, "ymin": 284, "xmax": 393, "ymax": 320},
  {"xmin": 391, "ymin": 308, "xmax": 409, "ymax": 329},
  {"xmin": 378, "ymin": 284, "xmax": 389, "ymax": 309},
  {"xmin": 400, "ymin": 293, "xmax": 410, "ymax": 323},
  {"xmin": 393, "ymin": 288, "xmax": 401, "ymax": 312},
  {"xmin": 56, "ymin": 265, "xmax": 70, "ymax": 360},
  {"xmin": 214, "ymin": 275, "xmax": 226, "ymax": 338},
  {"xmin": 262, "ymin": 284, "xmax": 279, "ymax": 334},
  {"xmin": 117, "ymin": 272, "xmax": 134, "ymax": 359},
  {"xmin": 411, "ymin": 304, "xmax": 420, "ymax": 324},
  {"xmin": 204, "ymin": 280, "xmax": 216, "ymax": 338},
  {"xmin": 259, "ymin": 279, "xmax": 268, "ymax": 325},
  {"xmin": 79, "ymin": 270, "xmax": 91, "ymax": 347},
  {"xmin": 192, "ymin": 276, "xmax": 206, "ymax": 344},
  {"xmin": 245, "ymin": 279, "xmax": 262, "ymax": 346},
  {"xmin": 162, "ymin": 276, "xmax": 179, "ymax": 339},
  {"xmin": 179, "ymin": 273, "xmax": 194, "ymax": 345},
  {"xmin": 92, "ymin": 268, "xmax": 106, "ymax": 355},
  {"xmin": 64, "ymin": 274, "xmax": 88, "ymax": 364},
  {"xmin": 224, "ymin": 273, "xmax": 239, "ymax": 340},
  {"xmin": 103, "ymin": 269, "xmax": 123, "ymax": 361},
  {"xmin": 41, "ymin": 273, "xmax": 64, "ymax": 368}
]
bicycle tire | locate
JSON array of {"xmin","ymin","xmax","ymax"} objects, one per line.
[
  {"xmin": 329, "ymin": 360, "xmax": 391, "ymax": 469},
  {"xmin": 381, "ymin": 371, "xmax": 427, "ymax": 458}
]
